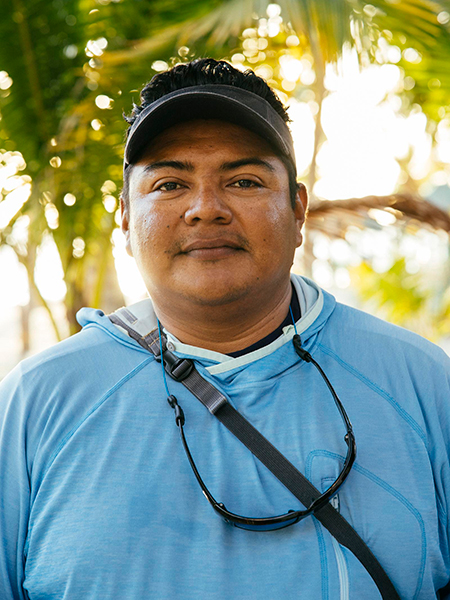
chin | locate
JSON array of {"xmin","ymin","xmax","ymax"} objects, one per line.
[{"xmin": 177, "ymin": 280, "xmax": 254, "ymax": 307}]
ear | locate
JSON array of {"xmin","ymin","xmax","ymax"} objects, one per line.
[
  {"xmin": 294, "ymin": 182, "xmax": 308, "ymax": 248},
  {"xmin": 120, "ymin": 196, "xmax": 133, "ymax": 257}
]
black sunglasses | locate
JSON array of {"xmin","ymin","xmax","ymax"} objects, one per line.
[{"xmin": 164, "ymin": 333, "xmax": 356, "ymax": 532}]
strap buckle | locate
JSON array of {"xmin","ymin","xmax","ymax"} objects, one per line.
[{"xmin": 157, "ymin": 348, "xmax": 194, "ymax": 382}]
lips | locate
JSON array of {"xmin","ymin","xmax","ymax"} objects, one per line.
[
  {"xmin": 182, "ymin": 238, "xmax": 242, "ymax": 252},
  {"xmin": 181, "ymin": 238, "xmax": 244, "ymax": 259}
]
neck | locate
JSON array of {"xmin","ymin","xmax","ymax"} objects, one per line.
[{"xmin": 152, "ymin": 281, "xmax": 293, "ymax": 354}]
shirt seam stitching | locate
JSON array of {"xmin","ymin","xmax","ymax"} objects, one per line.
[
  {"xmin": 309, "ymin": 449, "xmax": 427, "ymax": 599},
  {"xmin": 317, "ymin": 342, "xmax": 428, "ymax": 450},
  {"xmin": 34, "ymin": 357, "xmax": 153, "ymax": 491},
  {"xmin": 318, "ymin": 342, "xmax": 448, "ymax": 526},
  {"xmin": 313, "ymin": 518, "xmax": 329, "ymax": 600},
  {"xmin": 24, "ymin": 357, "xmax": 153, "ymax": 560}
]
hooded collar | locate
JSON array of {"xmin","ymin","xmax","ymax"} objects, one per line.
[{"xmin": 77, "ymin": 275, "xmax": 335, "ymax": 376}]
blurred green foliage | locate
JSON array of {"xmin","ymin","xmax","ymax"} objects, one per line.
[
  {"xmin": 1, "ymin": 0, "xmax": 450, "ymax": 339},
  {"xmin": 352, "ymin": 257, "xmax": 450, "ymax": 341}
]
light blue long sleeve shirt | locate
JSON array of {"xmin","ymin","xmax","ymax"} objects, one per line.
[{"xmin": 1, "ymin": 276, "xmax": 450, "ymax": 599}]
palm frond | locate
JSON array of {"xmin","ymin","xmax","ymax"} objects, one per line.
[{"xmin": 307, "ymin": 193, "xmax": 450, "ymax": 237}]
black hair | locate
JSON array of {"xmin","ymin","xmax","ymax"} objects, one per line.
[{"xmin": 122, "ymin": 58, "xmax": 299, "ymax": 208}]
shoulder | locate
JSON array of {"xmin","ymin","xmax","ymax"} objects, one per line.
[
  {"xmin": 4, "ymin": 309, "xmax": 151, "ymax": 386},
  {"xmin": 0, "ymin": 321, "xmax": 155, "ymax": 412},
  {"xmin": 323, "ymin": 300, "xmax": 449, "ymax": 369},
  {"xmin": 314, "ymin": 301, "xmax": 450, "ymax": 455},
  {"xmin": 0, "ymin": 317, "xmax": 156, "ymax": 465},
  {"xmin": 317, "ymin": 301, "xmax": 450, "ymax": 431}
]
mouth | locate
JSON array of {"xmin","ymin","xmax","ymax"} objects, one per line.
[{"xmin": 181, "ymin": 238, "xmax": 245, "ymax": 259}]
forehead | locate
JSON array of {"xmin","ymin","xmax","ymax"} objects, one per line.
[{"xmin": 137, "ymin": 119, "xmax": 280, "ymax": 163}]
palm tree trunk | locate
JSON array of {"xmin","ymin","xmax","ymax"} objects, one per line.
[
  {"xmin": 18, "ymin": 246, "xmax": 64, "ymax": 344},
  {"xmin": 20, "ymin": 303, "xmax": 31, "ymax": 356},
  {"xmin": 303, "ymin": 44, "xmax": 327, "ymax": 277}
]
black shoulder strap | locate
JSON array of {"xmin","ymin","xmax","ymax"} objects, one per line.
[{"xmin": 109, "ymin": 310, "xmax": 400, "ymax": 600}]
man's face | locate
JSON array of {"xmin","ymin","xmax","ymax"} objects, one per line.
[{"xmin": 122, "ymin": 119, "xmax": 306, "ymax": 309}]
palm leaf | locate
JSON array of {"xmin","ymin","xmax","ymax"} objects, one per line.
[{"xmin": 307, "ymin": 193, "xmax": 450, "ymax": 237}]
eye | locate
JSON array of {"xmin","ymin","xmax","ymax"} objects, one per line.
[
  {"xmin": 230, "ymin": 179, "xmax": 262, "ymax": 189},
  {"xmin": 156, "ymin": 181, "xmax": 183, "ymax": 192}
]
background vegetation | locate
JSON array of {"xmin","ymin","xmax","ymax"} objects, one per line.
[{"xmin": 1, "ymin": 0, "xmax": 450, "ymax": 355}]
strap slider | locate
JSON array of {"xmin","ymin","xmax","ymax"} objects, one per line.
[{"xmin": 162, "ymin": 350, "xmax": 194, "ymax": 382}]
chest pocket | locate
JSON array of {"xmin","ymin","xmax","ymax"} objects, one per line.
[{"xmin": 308, "ymin": 450, "xmax": 426, "ymax": 599}]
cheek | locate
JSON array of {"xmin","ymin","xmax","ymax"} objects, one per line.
[
  {"xmin": 253, "ymin": 205, "xmax": 296, "ymax": 248},
  {"xmin": 129, "ymin": 209, "xmax": 169, "ymax": 262}
]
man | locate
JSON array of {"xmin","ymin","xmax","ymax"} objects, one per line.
[{"xmin": 1, "ymin": 58, "xmax": 450, "ymax": 599}]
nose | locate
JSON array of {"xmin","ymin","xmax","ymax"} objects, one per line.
[{"xmin": 184, "ymin": 185, "xmax": 233, "ymax": 225}]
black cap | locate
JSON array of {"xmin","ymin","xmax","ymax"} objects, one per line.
[{"xmin": 124, "ymin": 84, "xmax": 296, "ymax": 170}]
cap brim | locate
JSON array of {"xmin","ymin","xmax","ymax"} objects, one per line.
[{"xmin": 124, "ymin": 85, "xmax": 295, "ymax": 167}]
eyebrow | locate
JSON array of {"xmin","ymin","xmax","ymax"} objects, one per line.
[
  {"xmin": 142, "ymin": 157, "xmax": 275, "ymax": 174},
  {"xmin": 143, "ymin": 160, "xmax": 195, "ymax": 173},
  {"xmin": 219, "ymin": 158, "xmax": 275, "ymax": 172}
]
